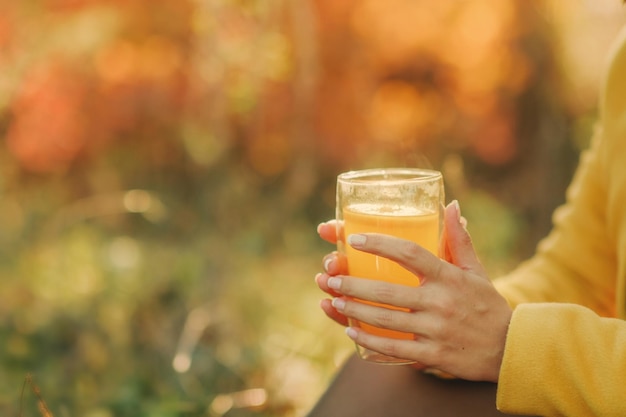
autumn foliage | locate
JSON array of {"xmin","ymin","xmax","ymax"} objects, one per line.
[{"xmin": 0, "ymin": 0, "xmax": 614, "ymax": 416}]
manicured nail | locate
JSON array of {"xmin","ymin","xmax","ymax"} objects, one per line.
[
  {"xmin": 331, "ymin": 297, "xmax": 346, "ymax": 311},
  {"xmin": 348, "ymin": 234, "xmax": 366, "ymax": 247},
  {"xmin": 345, "ymin": 327, "xmax": 358, "ymax": 340},
  {"xmin": 452, "ymin": 199, "xmax": 461, "ymax": 219},
  {"xmin": 452, "ymin": 200, "xmax": 468, "ymax": 229},
  {"xmin": 317, "ymin": 221, "xmax": 330, "ymax": 234},
  {"xmin": 327, "ymin": 277, "xmax": 342, "ymax": 290},
  {"xmin": 324, "ymin": 257, "xmax": 333, "ymax": 272}
]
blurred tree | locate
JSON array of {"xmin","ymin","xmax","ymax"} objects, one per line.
[
  {"xmin": 310, "ymin": 0, "xmax": 584, "ymax": 258},
  {"xmin": 0, "ymin": 0, "xmax": 623, "ymax": 416}
]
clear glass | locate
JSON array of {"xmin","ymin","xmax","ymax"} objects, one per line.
[{"xmin": 336, "ymin": 168, "xmax": 444, "ymax": 364}]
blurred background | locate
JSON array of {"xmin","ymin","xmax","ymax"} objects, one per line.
[{"xmin": 0, "ymin": 0, "xmax": 624, "ymax": 416}]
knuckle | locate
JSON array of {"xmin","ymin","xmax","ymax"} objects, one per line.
[
  {"xmin": 437, "ymin": 297, "xmax": 454, "ymax": 320},
  {"xmin": 428, "ymin": 318, "xmax": 449, "ymax": 340},
  {"xmin": 438, "ymin": 298, "xmax": 456, "ymax": 320},
  {"xmin": 372, "ymin": 282, "xmax": 396, "ymax": 303},
  {"xmin": 372, "ymin": 308, "xmax": 396, "ymax": 328},
  {"xmin": 378, "ymin": 339, "xmax": 402, "ymax": 358},
  {"xmin": 433, "ymin": 261, "xmax": 445, "ymax": 281},
  {"xmin": 397, "ymin": 240, "xmax": 421, "ymax": 261},
  {"xmin": 415, "ymin": 339, "xmax": 442, "ymax": 363},
  {"xmin": 421, "ymin": 348, "xmax": 442, "ymax": 369}
]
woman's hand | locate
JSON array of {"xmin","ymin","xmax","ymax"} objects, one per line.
[
  {"xmin": 315, "ymin": 220, "xmax": 349, "ymax": 326},
  {"xmin": 316, "ymin": 202, "xmax": 512, "ymax": 382},
  {"xmin": 314, "ymin": 203, "xmax": 466, "ymax": 327}
]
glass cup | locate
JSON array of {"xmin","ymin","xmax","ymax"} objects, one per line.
[{"xmin": 336, "ymin": 168, "xmax": 444, "ymax": 364}]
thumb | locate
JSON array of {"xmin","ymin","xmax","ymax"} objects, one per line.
[{"xmin": 442, "ymin": 200, "xmax": 487, "ymax": 277}]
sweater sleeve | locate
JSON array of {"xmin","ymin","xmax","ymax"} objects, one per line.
[
  {"xmin": 494, "ymin": 26, "xmax": 626, "ymax": 417},
  {"xmin": 496, "ymin": 303, "xmax": 626, "ymax": 416},
  {"xmin": 491, "ymin": 25, "xmax": 626, "ymax": 318},
  {"xmin": 492, "ymin": 127, "xmax": 617, "ymax": 318},
  {"xmin": 492, "ymin": 126, "xmax": 621, "ymax": 417}
]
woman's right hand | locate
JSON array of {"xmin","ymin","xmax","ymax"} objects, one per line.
[
  {"xmin": 315, "ymin": 220, "xmax": 350, "ymax": 326},
  {"xmin": 314, "ymin": 203, "xmax": 473, "ymax": 330}
]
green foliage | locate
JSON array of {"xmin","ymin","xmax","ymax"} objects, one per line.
[{"xmin": 0, "ymin": 0, "xmax": 609, "ymax": 415}]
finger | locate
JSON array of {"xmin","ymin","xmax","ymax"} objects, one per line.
[
  {"xmin": 317, "ymin": 220, "xmax": 344, "ymax": 244},
  {"xmin": 328, "ymin": 276, "xmax": 425, "ymax": 311},
  {"xmin": 333, "ymin": 297, "xmax": 425, "ymax": 334},
  {"xmin": 346, "ymin": 327, "xmax": 431, "ymax": 365},
  {"xmin": 443, "ymin": 201, "xmax": 487, "ymax": 277},
  {"xmin": 315, "ymin": 273, "xmax": 342, "ymax": 297},
  {"xmin": 411, "ymin": 362, "xmax": 428, "ymax": 371},
  {"xmin": 347, "ymin": 233, "xmax": 444, "ymax": 281},
  {"xmin": 322, "ymin": 251, "xmax": 348, "ymax": 276},
  {"xmin": 320, "ymin": 298, "xmax": 349, "ymax": 327}
]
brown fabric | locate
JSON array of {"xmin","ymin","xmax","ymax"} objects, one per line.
[{"xmin": 307, "ymin": 355, "xmax": 531, "ymax": 417}]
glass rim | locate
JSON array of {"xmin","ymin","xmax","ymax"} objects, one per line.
[{"xmin": 337, "ymin": 168, "xmax": 442, "ymax": 184}]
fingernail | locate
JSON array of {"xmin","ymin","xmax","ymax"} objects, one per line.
[
  {"xmin": 452, "ymin": 199, "xmax": 461, "ymax": 219},
  {"xmin": 327, "ymin": 277, "xmax": 342, "ymax": 290},
  {"xmin": 324, "ymin": 257, "xmax": 333, "ymax": 272},
  {"xmin": 345, "ymin": 327, "xmax": 358, "ymax": 340},
  {"xmin": 316, "ymin": 221, "xmax": 329, "ymax": 234},
  {"xmin": 348, "ymin": 234, "xmax": 366, "ymax": 247},
  {"xmin": 331, "ymin": 297, "xmax": 346, "ymax": 310},
  {"xmin": 452, "ymin": 200, "xmax": 468, "ymax": 229}
]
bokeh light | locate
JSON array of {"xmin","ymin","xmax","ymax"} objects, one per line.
[{"xmin": 0, "ymin": 0, "xmax": 624, "ymax": 416}]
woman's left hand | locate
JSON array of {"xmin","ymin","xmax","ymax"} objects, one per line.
[{"xmin": 326, "ymin": 201, "xmax": 512, "ymax": 382}]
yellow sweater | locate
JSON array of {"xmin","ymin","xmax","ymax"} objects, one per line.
[{"xmin": 494, "ymin": 26, "xmax": 626, "ymax": 416}]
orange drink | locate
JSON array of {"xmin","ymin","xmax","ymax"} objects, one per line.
[
  {"xmin": 336, "ymin": 168, "xmax": 444, "ymax": 364},
  {"xmin": 343, "ymin": 204, "xmax": 439, "ymax": 338}
]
